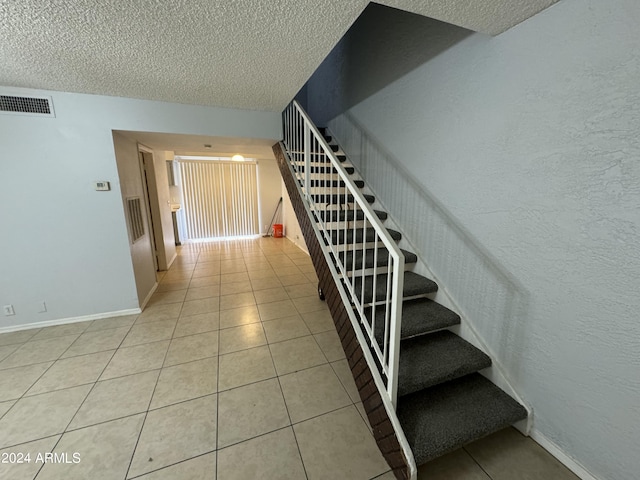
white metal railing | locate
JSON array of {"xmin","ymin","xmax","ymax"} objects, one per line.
[{"xmin": 282, "ymin": 101, "xmax": 416, "ymax": 478}]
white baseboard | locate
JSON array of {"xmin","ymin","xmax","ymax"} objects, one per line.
[
  {"xmin": 530, "ymin": 429, "xmax": 601, "ymax": 480},
  {"xmin": 0, "ymin": 308, "xmax": 142, "ymax": 334},
  {"xmin": 139, "ymin": 282, "xmax": 159, "ymax": 310}
]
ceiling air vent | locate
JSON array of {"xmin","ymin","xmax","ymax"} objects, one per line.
[{"xmin": 0, "ymin": 94, "xmax": 55, "ymax": 117}]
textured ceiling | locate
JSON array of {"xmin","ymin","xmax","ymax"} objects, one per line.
[{"xmin": 0, "ymin": 0, "xmax": 558, "ymax": 111}]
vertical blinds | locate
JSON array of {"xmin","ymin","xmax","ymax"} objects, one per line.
[{"xmin": 178, "ymin": 160, "xmax": 259, "ymax": 239}]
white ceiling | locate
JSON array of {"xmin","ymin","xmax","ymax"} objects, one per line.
[{"xmin": 1, "ymin": 0, "xmax": 558, "ymax": 112}]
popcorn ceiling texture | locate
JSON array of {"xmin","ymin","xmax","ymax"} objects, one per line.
[{"xmin": 0, "ymin": 0, "xmax": 556, "ymax": 111}]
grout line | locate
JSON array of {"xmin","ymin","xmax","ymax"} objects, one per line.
[{"xmin": 463, "ymin": 445, "xmax": 495, "ymax": 480}]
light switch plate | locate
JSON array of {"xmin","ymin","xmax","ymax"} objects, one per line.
[{"xmin": 94, "ymin": 181, "xmax": 111, "ymax": 191}]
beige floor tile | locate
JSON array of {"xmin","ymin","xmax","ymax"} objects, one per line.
[
  {"xmin": 279, "ymin": 274, "xmax": 312, "ymax": 287},
  {"xmin": 174, "ymin": 312, "xmax": 220, "ymax": 337},
  {"xmin": 275, "ymin": 266, "xmax": 305, "ymax": 277},
  {"xmin": 136, "ymin": 452, "xmax": 216, "ymax": 480},
  {"xmin": 61, "ymin": 327, "xmax": 130, "ymax": 358},
  {"xmin": 219, "ymin": 306, "xmax": 260, "ymax": 329},
  {"xmin": 37, "ymin": 415, "xmax": 145, "ymax": 480},
  {"xmin": 162, "ymin": 271, "xmax": 193, "ymax": 282},
  {"xmin": 137, "ymin": 303, "xmax": 183, "ymax": 324},
  {"xmin": 373, "ymin": 472, "xmax": 397, "ymax": 479},
  {"xmin": 294, "ymin": 405, "xmax": 389, "ymax": 480},
  {"xmin": 69, "ymin": 370, "xmax": 159, "ymax": 429},
  {"xmin": 247, "ymin": 270, "xmax": 278, "ymax": 281},
  {"xmin": 185, "ymin": 285, "xmax": 221, "ymax": 301},
  {"xmin": 121, "ymin": 319, "xmax": 177, "ymax": 348},
  {"xmin": 164, "ymin": 331, "xmax": 218, "ymax": 367},
  {"xmin": 218, "ymin": 346, "xmax": 276, "ymax": 391},
  {"xmin": 220, "ymin": 272, "xmax": 249, "ymax": 285},
  {"xmin": 0, "ymin": 400, "xmax": 15, "ymax": 418},
  {"xmin": 217, "ymin": 378, "xmax": 289, "ymax": 448},
  {"xmin": 156, "ymin": 279, "xmax": 190, "ymax": 293},
  {"xmin": 284, "ymin": 283, "xmax": 318, "ymax": 299},
  {"xmin": 220, "ymin": 262, "xmax": 247, "ymax": 274},
  {"xmin": 262, "ymin": 316, "xmax": 311, "ymax": 344},
  {"xmin": 250, "ymin": 276, "xmax": 283, "ymax": 291},
  {"xmin": 30, "ymin": 322, "xmax": 93, "ymax": 341},
  {"xmin": 252, "ymin": 287, "xmax": 289, "ymax": 304},
  {"xmin": 151, "ymin": 357, "xmax": 218, "ymax": 409},
  {"xmin": 0, "ymin": 335, "xmax": 79, "ymax": 370},
  {"xmin": 269, "ymin": 335, "xmax": 327, "ymax": 375},
  {"xmin": 220, "ymin": 292, "xmax": 256, "ymax": 311},
  {"xmin": 0, "ymin": 385, "xmax": 91, "ymax": 449},
  {"xmin": 279, "ymin": 364, "xmax": 351, "ymax": 423},
  {"xmin": 217, "ymin": 427, "xmax": 306, "ymax": 480},
  {"xmin": 293, "ymin": 295, "xmax": 329, "ymax": 314},
  {"xmin": 305, "ymin": 272, "xmax": 319, "ymax": 283},
  {"xmin": 0, "ymin": 362, "xmax": 52, "ymax": 401},
  {"xmin": 128, "ymin": 395, "xmax": 217, "ymax": 478},
  {"xmin": 464, "ymin": 428, "xmax": 580, "ymax": 480},
  {"xmin": 189, "ymin": 275, "xmax": 221, "ymax": 288},
  {"xmin": 0, "ymin": 344, "xmax": 19, "ymax": 362},
  {"xmin": 417, "ymin": 449, "xmax": 491, "ymax": 480},
  {"xmin": 220, "ymin": 281, "xmax": 254, "ymax": 296},
  {"xmin": 27, "ymin": 351, "xmax": 114, "ymax": 396},
  {"xmin": 192, "ymin": 266, "xmax": 220, "ymax": 278},
  {"xmin": 85, "ymin": 315, "xmax": 137, "ymax": 332},
  {"xmin": 219, "ymin": 324, "xmax": 266, "ymax": 355},
  {"xmin": 181, "ymin": 297, "xmax": 220, "ymax": 317},
  {"xmin": 0, "ymin": 435, "xmax": 60, "ymax": 480},
  {"xmin": 147, "ymin": 289, "xmax": 187, "ymax": 307},
  {"xmin": 301, "ymin": 310, "xmax": 335, "ymax": 334},
  {"xmin": 354, "ymin": 402, "xmax": 372, "ymax": 433},
  {"xmin": 331, "ymin": 359, "xmax": 361, "ymax": 403},
  {"xmin": 100, "ymin": 341, "xmax": 169, "ymax": 380},
  {"xmin": 257, "ymin": 300, "xmax": 297, "ymax": 322},
  {"xmin": 314, "ymin": 330, "xmax": 346, "ymax": 362},
  {"xmin": 0, "ymin": 329, "xmax": 40, "ymax": 347}
]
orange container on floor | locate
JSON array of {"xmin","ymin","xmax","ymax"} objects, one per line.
[{"xmin": 272, "ymin": 224, "xmax": 283, "ymax": 238}]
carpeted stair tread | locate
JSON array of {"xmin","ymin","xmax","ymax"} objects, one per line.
[
  {"xmin": 397, "ymin": 331, "xmax": 491, "ymax": 397},
  {"xmin": 312, "ymin": 193, "xmax": 375, "ymax": 204},
  {"xmin": 338, "ymin": 247, "xmax": 417, "ymax": 270},
  {"xmin": 330, "ymin": 227, "xmax": 401, "ymax": 244},
  {"xmin": 398, "ymin": 373, "xmax": 528, "ymax": 465},
  {"xmin": 371, "ymin": 298, "xmax": 459, "ymax": 340},
  {"xmin": 319, "ymin": 209, "xmax": 387, "ymax": 222},
  {"xmin": 354, "ymin": 271, "xmax": 438, "ymax": 303}
]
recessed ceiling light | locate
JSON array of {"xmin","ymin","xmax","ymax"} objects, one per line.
[{"xmin": 231, "ymin": 154, "xmax": 245, "ymax": 162}]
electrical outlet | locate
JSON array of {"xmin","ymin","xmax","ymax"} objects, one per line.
[{"xmin": 3, "ymin": 305, "xmax": 15, "ymax": 316}]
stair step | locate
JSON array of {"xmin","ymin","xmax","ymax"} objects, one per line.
[
  {"xmin": 370, "ymin": 297, "xmax": 459, "ymax": 341},
  {"xmin": 398, "ymin": 373, "xmax": 528, "ymax": 465},
  {"xmin": 309, "ymin": 179, "xmax": 365, "ymax": 188},
  {"xmin": 354, "ymin": 271, "xmax": 438, "ymax": 303},
  {"xmin": 318, "ymin": 209, "xmax": 387, "ymax": 222},
  {"xmin": 312, "ymin": 193, "xmax": 375, "ymax": 205},
  {"xmin": 299, "ymin": 165, "xmax": 355, "ymax": 174},
  {"xmin": 398, "ymin": 331, "xmax": 491, "ymax": 397},
  {"xmin": 330, "ymin": 228, "xmax": 401, "ymax": 245},
  {"xmin": 338, "ymin": 247, "xmax": 417, "ymax": 270}
]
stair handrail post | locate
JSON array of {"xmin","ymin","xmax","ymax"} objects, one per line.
[
  {"xmin": 388, "ymin": 254, "xmax": 405, "ymax": 408},
  {"xmin": 304, "ymin": 122, "xmax": 311, "ymax": 201}
]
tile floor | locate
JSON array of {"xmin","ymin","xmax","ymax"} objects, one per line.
[{"xmin": 0, "ymin": 237, "xmax": 579, "ymax": 480}]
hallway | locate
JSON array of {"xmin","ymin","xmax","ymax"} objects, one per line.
[{"xmin": 0, "ymin": 237, "xmax": 578, "ymax": 479}]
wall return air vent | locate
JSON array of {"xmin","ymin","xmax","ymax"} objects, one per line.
[{"xmin": 0, "ymin": 94, "xmax": 55, "ymax": 117}]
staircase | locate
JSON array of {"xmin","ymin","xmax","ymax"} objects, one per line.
[{"xmin": 277, "ymin": 102, "xmax": 527, "ymax": 479}]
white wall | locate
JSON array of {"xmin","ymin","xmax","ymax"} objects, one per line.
[
  {"xmin": 305, "ymin": 1, "xmax": 640, "ymax": 479},
  {"xmin": 257, "ymin": 159, "xmax": 283, "ymax": 236},
  {"xmin": 282, "ymin": 181, "xmax": 308, "ymax": 253},
  {"xmin": 151, "ymin": 150, "xmax": 177, "ymax": 270},
  {"xmin": 0, "ymin": 86, "xmax": 280, "ymax": 329}
]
